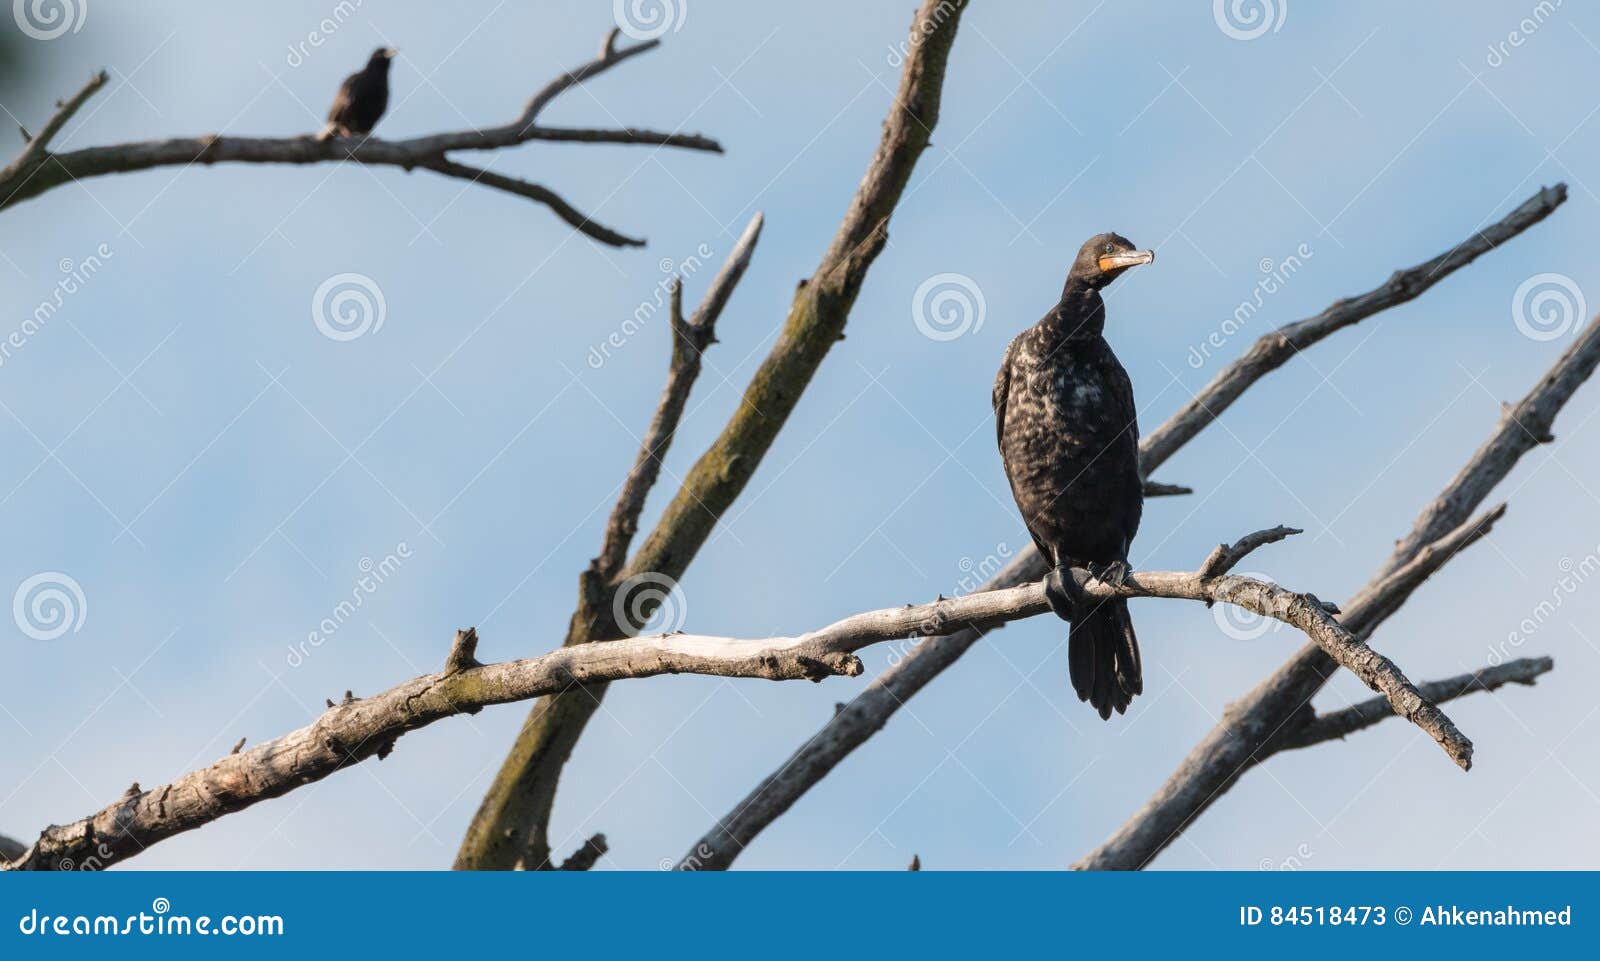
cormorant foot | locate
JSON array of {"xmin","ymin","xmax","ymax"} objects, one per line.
[
  {"xmin": 1043, "ymin": 566, "xmax": 1083, "ymax": 621},
  {"xmin": 1088, "ymin": 559, "xmax": 1131, "ymax": 590}
]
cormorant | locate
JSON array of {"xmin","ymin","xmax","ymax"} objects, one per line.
[
  {"xmin": 319, "ymin": 48, "xmax": 397, "ymax": 140},
  {"xmin": 993, "ymin": 232, "xmax": 1154, "ymax": 719}
]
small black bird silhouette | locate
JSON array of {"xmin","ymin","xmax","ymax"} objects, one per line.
[
  {"xmin": 318, "ymin": 47, "xmax": 397, "ymax": 140},
  {"xmin": 993, "ymin": 233, "xmax": 1154, "ymax": 718}
]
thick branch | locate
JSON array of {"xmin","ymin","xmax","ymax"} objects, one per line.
[
  {"xmin": 594, "ymin": 212, "xmax": 765, "ymax": 576},
  {"xmin": 1078, "ymin": 311, "xmax": 1600, "ymax": 870},
  {"xmin": 7, "ymin": 535, "xmax": 1468, "ymax": 871},
  {"xmin": 680, "ymin": 183, "xmax": 1566, "ymax": 870},
  {"xmin": 0, "ymin": 34, "xmax": 719, "ymax": 245},
  {"xmin": 456, "ymin": 0, "xmax": 971, "ymax": 871}
]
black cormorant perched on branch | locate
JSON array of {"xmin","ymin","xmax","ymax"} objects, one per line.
[
  {"xmin": 319, "ymin": 47, "xmax": 397, "ymax": 140},
  {"xmin": 993, "ymin": 232, "xmax": 1154, "ymax": 718}
]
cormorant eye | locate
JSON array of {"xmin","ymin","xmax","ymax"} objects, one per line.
[{"xmin": 1102, "ymin": 243, "xmax": 1114, "ymax": 254}]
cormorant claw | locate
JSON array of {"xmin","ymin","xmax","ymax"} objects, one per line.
[{"xmin": 1088, "ymin": 559, "xmax": 1131, "ymax": 590}]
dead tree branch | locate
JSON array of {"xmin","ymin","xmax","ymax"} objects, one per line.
[
  {"xmin": 5, "ymin": 526, "xmax": 1470, "ymax": 872},
  {"xmin": 455, "ymin": 0, "xmax": 972, "ymax": 871},
  {"xmin": 594, "ymin": 212, "xmax": 765, "ymax": 577},
  {"xmin": 0, "ymin": 35, "xmax": 719, "ymax": 246},
  {"xmin": 1077, "ymin": 309, "xmax": 1600, "ymax": 870},
  {"xmin": 676, "ymin": 183, "xmax": 1567, "ymax": 870},
  {"xmin": 1271, "ymin": 657, "xmax": 1553, "ymax": 754}
]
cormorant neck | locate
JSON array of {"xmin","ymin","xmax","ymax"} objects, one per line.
[{"xmin": 1048, "ymin": 281, "xmax": 1105, "ymax": 339}]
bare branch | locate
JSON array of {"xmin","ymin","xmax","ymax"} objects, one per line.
[
  {"xmin": 1272, "ymin": 657, "xmax": 1553, "ymax": 753},
  {"xmin": 0, "ymin": 835, "xmax": 23, "ymax": 863},
  {"xmin": 1078, "ymin": 311, "xmax": 1600, "ymax": 870},
  {"xmin": 556, "ymin": 833, "xmax": 609, "ymax": 871},
  {"xmin": 679, "ymin": 183, "xmax": 1567, "ymax": 870},
  {"xmin": 418, "ymin": 158, "xmax": 645, "ymax": 248},
  {"xmin": 521, "ymin": 32, "xmax": 661, "ymax": 125},
  {"xmin": 1142, "ymin": 480, "xmax": 1192, "ymax": 498},
  {"xmin": 11, "ymin": 526, "xmax": 1463, "ymax": 871},
  {"xmin": 594, "ymin": 212, "xmax": 765, "ymax": 576},
  {"xmin": 0, "ymin": 41, "xmax": 719, "ymax": 246},
  {"xmin": 1139, "ymin": 183, "xmax": 1568, "ymax": 473},
  {"xmin": 1199, "ymin": 525, "xmax": 1304, "ymax": 579},
  {"xmin": 457, "ymin": 0, "xmax": 973, "ymax": 871},
  {"xmin": 0, "ymin": 70, "xmax": 107, "ymax": 181}
]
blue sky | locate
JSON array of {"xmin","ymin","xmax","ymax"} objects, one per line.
[{"xmin": 2, "ymin": 0, "xmax": 1599, "ymax": 870}]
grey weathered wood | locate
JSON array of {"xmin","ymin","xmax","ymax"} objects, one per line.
[
  {"xmin": 1077, "ymin": 311, "xmax": 1600, "ymax": 870},
  {"xmin": 676, "ymin": 184, "xmax": 1567, "ymax": 871},
  {"xmin": 6, "ymin": 528, "xmax": 1465, "ymax": 871}
]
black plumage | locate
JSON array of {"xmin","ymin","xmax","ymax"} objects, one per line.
[
  {"xmin": 320, "ymin": 47, "xmax": 396, "ymax": 139},
  {"xmin": 993, "ymin": 232, "xmax": 1154, "ymax": 719}
]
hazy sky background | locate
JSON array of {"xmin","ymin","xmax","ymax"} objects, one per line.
[{"xmin": 3, "ymin": 0, "xmax": 1599, "ymax": 870}]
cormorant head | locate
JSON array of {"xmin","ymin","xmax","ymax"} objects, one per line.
[
  {"xmin": 1067, "ymin": 232, "xmax": 1154, "ymax": 290},
  {"xmin": 368, "ymin": 47, "xmax": 398, "ymax": 71}
]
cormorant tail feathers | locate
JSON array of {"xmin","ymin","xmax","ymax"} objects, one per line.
[{"xmin": 1067, "ymin": 596, "xmax": 1141, "ymax": 719}]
